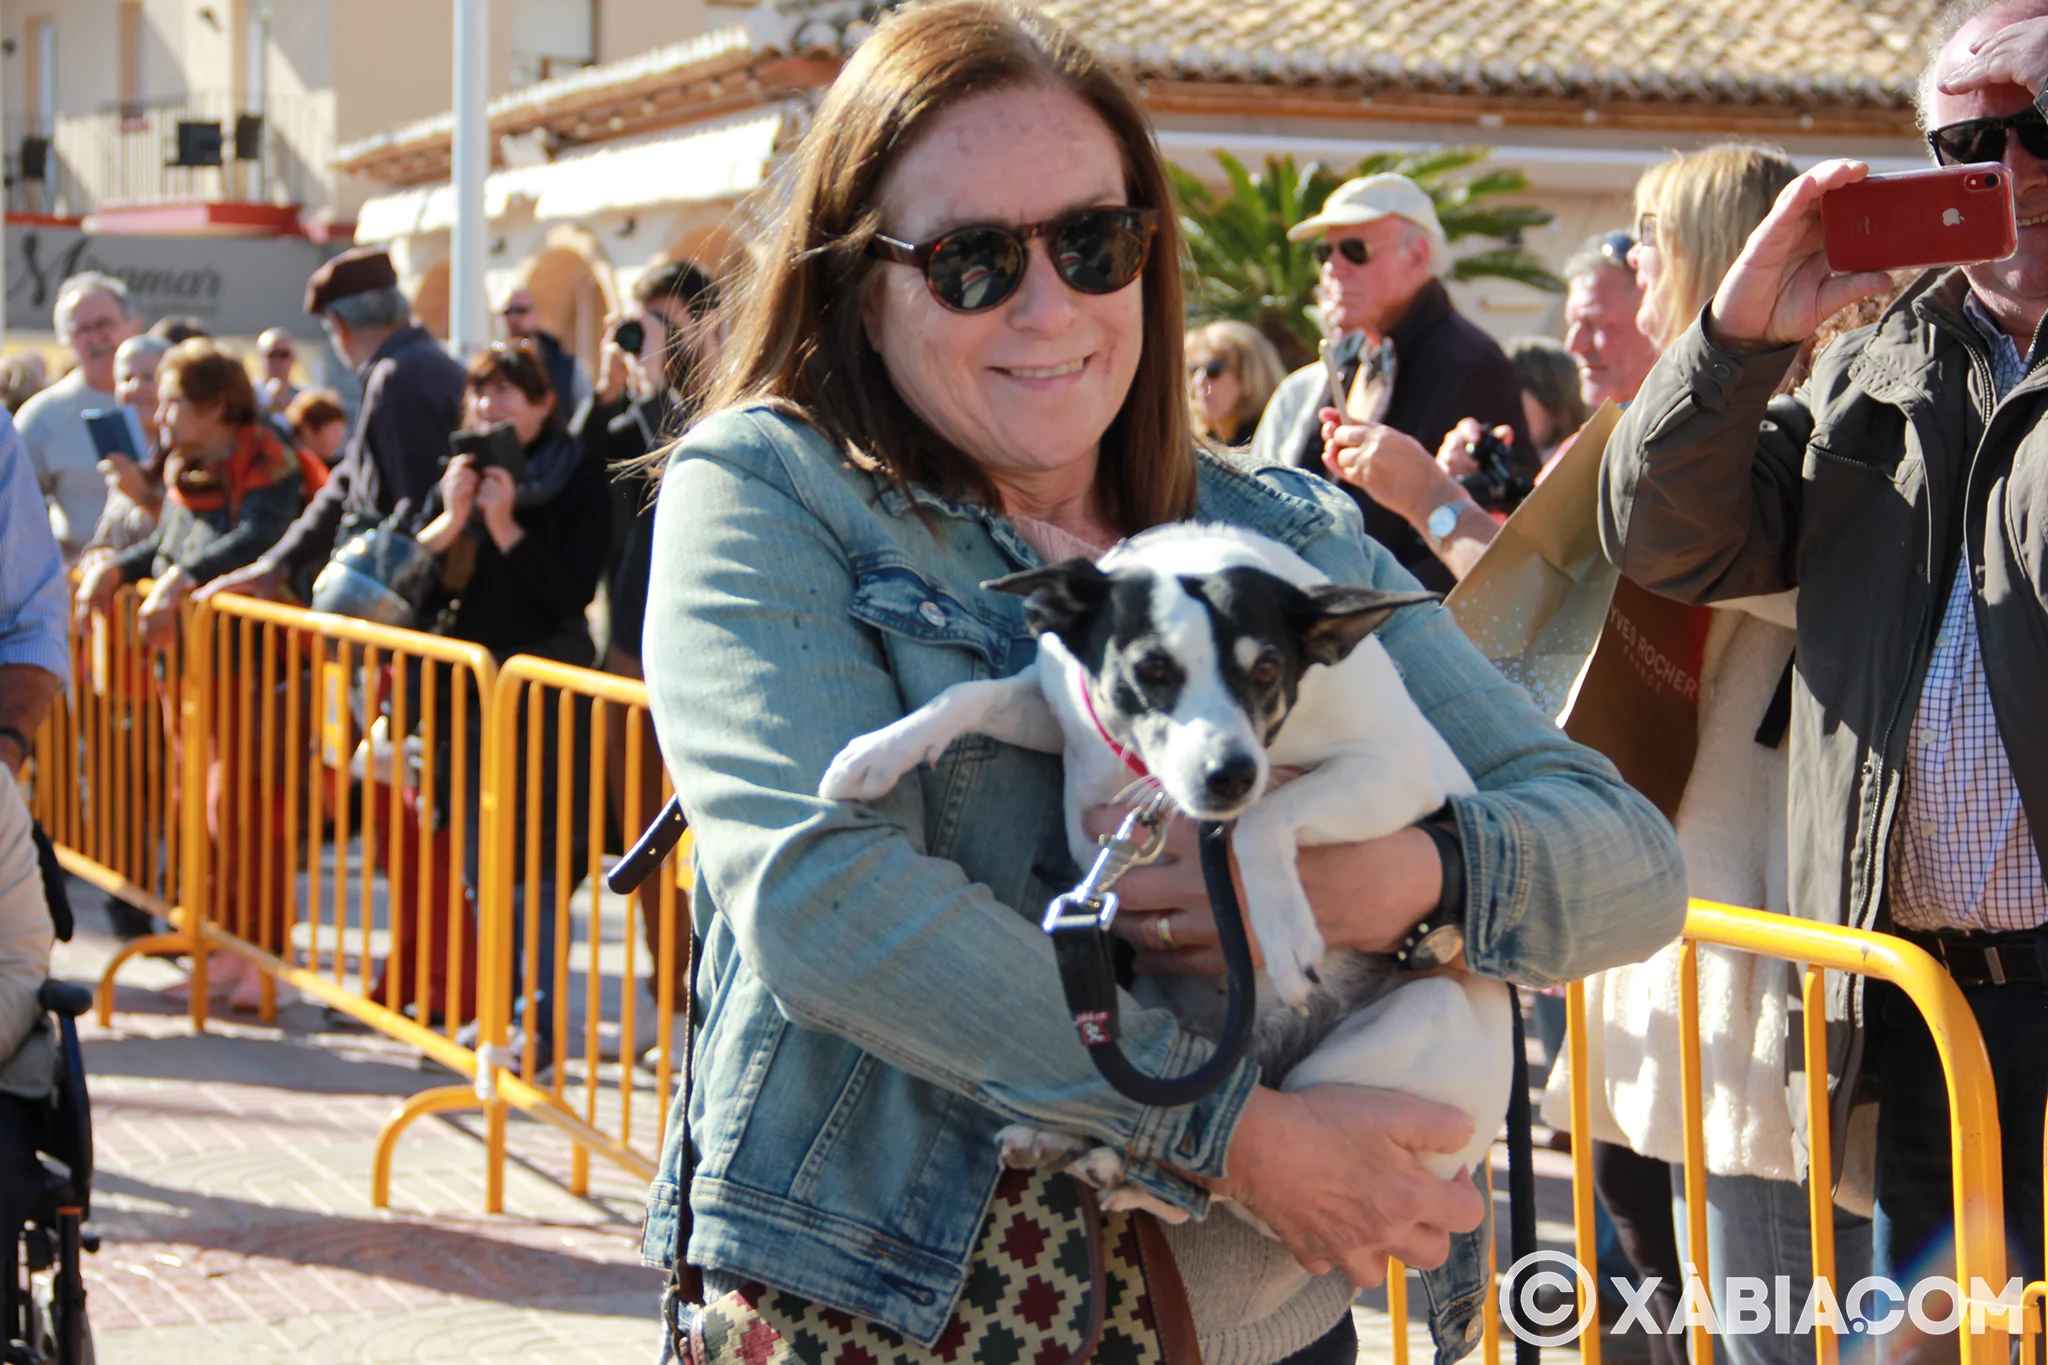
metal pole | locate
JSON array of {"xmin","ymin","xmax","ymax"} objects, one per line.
[{"xmin": 450, "ymin": 0, "xmax": 491, "ymax": 356}]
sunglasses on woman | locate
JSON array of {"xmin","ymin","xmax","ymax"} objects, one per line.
[
  {"xmin": 868, "ymin": 206, "xmax": 1158, "ymax": 315},
  {"xmin": 1311, "ymin": 238, "xmax": 1372, "ymax": 268},
  {"xmin": 1596, "ymin": 230, "xmax": 1636, "ymax": 268},
  {"xmin": 1927, "ymin": 108, "xmax": 2048, "ymax": 167},
  {"xmin": 1190, "ymin": 358, "xmax": 1229, "ymax": 379}
]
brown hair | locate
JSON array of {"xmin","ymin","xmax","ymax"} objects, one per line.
[
  {"xmin": 703, "ymin": 0, "xmax": 1196, "ymax": 533},
  {"xmin": 466, "ymin": 338, "xmax": 560, "ymax": 432},
  {"xmin": 1185, "ymin": 320, "xmax": 1286, "ymax": 443},
  {"xmin": 160, "ymin": 338, "xmax": 258, "ymax": 427},
  {"xmin": 284, "ymin": 387, "xmax": 347, "ymax": 435}
]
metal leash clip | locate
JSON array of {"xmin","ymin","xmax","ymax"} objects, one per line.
[{"xmin": 1041, "ymin": 788, "xmax": 1174, "ymax": 933}]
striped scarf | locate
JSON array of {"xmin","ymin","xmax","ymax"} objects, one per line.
[{"xmin": 164, "ymin": 423, "xmax": 300, "ymax": 520}]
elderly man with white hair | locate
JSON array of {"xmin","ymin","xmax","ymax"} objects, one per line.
[
  {"xmin": 1250, "ymin": 174, "xmax": 1528, "ymax": 591},
  {"xmin": 14, "ymin": 271, "xmax": 141, "ymax": 560}
]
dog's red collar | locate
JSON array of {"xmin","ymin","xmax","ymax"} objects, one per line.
[{"xmin": 1079, "ymin": 674, "xmax": 1148, "ymax": 778}]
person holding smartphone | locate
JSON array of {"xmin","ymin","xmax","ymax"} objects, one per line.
[
  {"xmin": 1601, "ymin": 2, "xmax": 2048, "ymax": 1327},
  {"xmin": 405, "ymin": 340, "xmax": 611, "ymax": 1065}
]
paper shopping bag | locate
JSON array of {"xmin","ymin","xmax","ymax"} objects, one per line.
[{"xmin": 1445, "ymin": 403, "xmax": 1622, "ymax": 718}]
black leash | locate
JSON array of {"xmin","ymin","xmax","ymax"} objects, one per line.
[
  {"xmin": 1506, "ymin": 985, "xmax": 1539, "ymax": 1365},
  {"xmin": 1045, "ymin": 806, "xmax": 1257, "ymax": 1107}
]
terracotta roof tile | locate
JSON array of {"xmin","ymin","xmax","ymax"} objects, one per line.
[{"xmin": 1039, "ymin": 0, "xmax": 1947, "ymax": 106}]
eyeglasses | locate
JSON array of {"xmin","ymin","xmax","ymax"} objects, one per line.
[
  {"xmin": 1927, "ymin": 108, "xmax": 2048, "ymax": 166},
  {"xmin": 869, "ymin": 207, "xmax": 1158, "ymax": 314},
  {"xmin": 1597, "ymin": 230, "xmax": 1636, "ymax": 268},
  {"xmin": 1311, "ymin": 238, "xmax": 1372, "ymax": 268},
  {"xmin": 1634, "ymin": 213, "xmax": 1659, "ymax": 250},
  {"xmin": 499, "ymin": 303, "xmax": 536, "ymax": 318},
  {"xmin": 264, "ymin": 349, "xmax": 293, "ymax": 361},
  {"xmin": 1190, "ymin": 358, "xmax": 1228, "ymax": 380}
]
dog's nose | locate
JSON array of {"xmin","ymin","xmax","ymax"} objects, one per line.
[{"xmin": 1202, "ymin": 753, "xmax": 1259, "ymax": 804}]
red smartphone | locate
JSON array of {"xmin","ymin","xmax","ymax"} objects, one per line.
[{"xmin": 1821, "ymin": 163, "xmax": 2016, "ymax": 273}]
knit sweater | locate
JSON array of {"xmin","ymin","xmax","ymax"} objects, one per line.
[{"xmin": 1542, "ymin": 593, "xmax": 1801, "ymax": 1180}]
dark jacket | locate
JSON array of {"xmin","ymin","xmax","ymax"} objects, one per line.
[
  {"xmin": 1599, "ymin": 271, "xmax": 2048, "ymax": 1137},
  {"xmin": 270, "ymin": 325, "xmax": 466, "ymax": 572},
  {"xmin": 572, "ymin": 386, "xmax": 685, "ymax": 659},
  {"xmin": 421, "ymin": 428, "xmax": 612, "ymax": 665},
  {"xmin": 1251, "ymin": 280, "xmax": 1530, "ymax": 591}
]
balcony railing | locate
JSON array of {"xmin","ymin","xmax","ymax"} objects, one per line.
[{"xmin": 6, "ymin": 90, "xmax": 332, "ymax": 217}]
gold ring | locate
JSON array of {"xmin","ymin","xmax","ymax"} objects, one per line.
[{"xmin": 1156, "ymin": 915, "xmax": 1178, "ymax": 952}]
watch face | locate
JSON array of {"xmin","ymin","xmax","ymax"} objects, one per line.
[
  {"xmin": 1427, "ymin": 502, "xmax": 1459, "ymax": 540},
  {"xmin": 1409, "ymin": 923, "xmax": 1465, "ymax": 970}
]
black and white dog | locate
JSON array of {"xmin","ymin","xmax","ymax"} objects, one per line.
[{"xmin": 820, "ymin": 524, "xmax": 1511, "ymax": 1218}]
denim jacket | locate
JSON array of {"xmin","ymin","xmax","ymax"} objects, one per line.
[{"xmin": 640, "ymin": 405, "xmax": 1686, "ymax": 1359}]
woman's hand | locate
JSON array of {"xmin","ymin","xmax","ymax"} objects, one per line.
[
  {"xmin": 74, "ymin": 557, "xmax": 122, "ymax": 631},
  {"xmin": 475, "ymin": 465, "xmax": 524, "ymax": 553},
  {"xmin": 136, "ymin": 568, "xmax": 192, "ymax": 653},
  {"xmin": 1707, "ymin": 160, "xmax": 1893, "ymax": 350},
  {"xmin": 1205, "ymin": 1085, "xmax": 1487, "ymax": 1285},
  {"xmin": 439, "ymin": 452, "xmax": 481, "ymax": 527},
  {"xmin": 1090, "ymin": 798, "xmax": 1446, "ymax": 972},
  {"xmin": 1319, "ymin": 407, "xmax": 1464, "ymax": 526}
]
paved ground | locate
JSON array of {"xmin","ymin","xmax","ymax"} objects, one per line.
[
  {"xmin": 50, "ymin": 876, "xmax": 1635, "ymax": 1365},
  {"xmin": 54, "ymin": 883, "xmax": 665, "ymax": 1364}
]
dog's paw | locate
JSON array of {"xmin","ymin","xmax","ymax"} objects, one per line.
[
  {"xmin": 1262, "ymin": 920, "xmax": 1330, "ymax": 1013},
  {"xmin": 1102, "ymin": 1185, "xmax": 1192, "ymax": 1223},
  {"xmin": 818, "ymin": 730, "xmax": 933, "ymax": 801},
  {"xmin": 996, "ymin": 1124, "xmax": 1088, "ymax": 1170},
  {"xmin": 1067, "ymin": 1145, "xmax": 1137, "ymax": 1192}
]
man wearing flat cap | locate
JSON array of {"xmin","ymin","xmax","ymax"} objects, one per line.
[
  {"xmin": 199, "ymin": 246, "xmax": 466, "ymax": 600},
  {"xmin": 1251, "ymin": 173, "xmax": 1528, "ymax": 591}
]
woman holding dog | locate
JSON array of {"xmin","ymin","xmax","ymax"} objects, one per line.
[{"xmin": 636, "ymin": 6, "xmax": 1685, "ymax": 1364}]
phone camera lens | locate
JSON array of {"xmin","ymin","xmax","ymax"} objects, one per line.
[{"xmin": 1987, "ymin": 173, "xmax": 2001, "ymax": 187}]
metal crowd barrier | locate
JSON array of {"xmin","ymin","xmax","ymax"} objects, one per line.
[
  {"xmin": 1371, "ymin": 902, "xmax": 2025, "ymax": 1365},
  {"xmin": 31, "ymin": 583, "xmax": 181, "ymax": 931},
  {"xmin": 374, "ymin": 655, "xmax": 688, "ymax": 1214}
]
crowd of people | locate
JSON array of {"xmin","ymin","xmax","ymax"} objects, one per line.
[{"xmin": 0, "ymin": 0, "xmax": 2044, "ymax": 1362}]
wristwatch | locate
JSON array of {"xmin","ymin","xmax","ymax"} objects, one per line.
[
  {"xmin": 1396, "ymin": 807, "xmax": 1466, "ymax": 971},
  {"xmin": 1425, "ymin": 497, "xmax": 1482, "ymax": 548}
]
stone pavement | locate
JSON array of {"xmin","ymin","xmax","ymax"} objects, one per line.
[
  {"xmin": 52, "ymin": 882, "xmax": 665, "ymax": 1364},
  {"xmin": 51, "ymin": 875, "xmax": 1625, "ymax": 1365}
]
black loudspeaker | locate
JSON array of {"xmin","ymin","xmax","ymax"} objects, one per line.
[
  {"xmin": 234, "ymin": 113, "xmax": 263, "ymax": 161},
  {"xmin": 19, "ymin": 136, "xmax": 49, "ymax": 181},
  {"xmin": 171, "ymin": 120, "xmax": 223, "ymax": 167}
]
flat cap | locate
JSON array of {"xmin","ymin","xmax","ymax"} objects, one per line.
[{"xmin": 305, "ymin": 246, "xmax": 399, "ymax": 315}]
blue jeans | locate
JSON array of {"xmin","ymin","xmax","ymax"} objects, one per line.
[
  {"xmin": 1674, "ymin": 1170, "xmax": 1874, "ymax": 1365},
  {"xmin": 1869, "ymin": 979, "xmax": 2048, "ymax": 1345}
]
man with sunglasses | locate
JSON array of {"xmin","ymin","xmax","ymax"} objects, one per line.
[
  {"xmin": 1249, "ymin": 173, "xmax": 1528, "ymax": 592},
  {"xmin": 1601, "ymin": 0, "xmax": 2048, "ymax": 1324}
]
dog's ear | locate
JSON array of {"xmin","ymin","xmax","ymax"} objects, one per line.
[
  {"xmin": 983, "ymin": 559, "xmax": 1112, "ymax": 640},
  {"xmin": 1292, "ymin": 585, "xmax": 1439, "ymax": 666}
]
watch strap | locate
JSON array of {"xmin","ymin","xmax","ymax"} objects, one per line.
[
  {"xmin": 1397, "ymin": 806, "xmax": 1465, "ymax": 968},
  {"xmin": 1424, "ymin": 497, "xmax": 1482, "ymax": 548}
]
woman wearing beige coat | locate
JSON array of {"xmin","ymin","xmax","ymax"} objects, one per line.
[{"xmin": 1544, "ymin": 145, "xmax": 1873, "ymax": 1365}]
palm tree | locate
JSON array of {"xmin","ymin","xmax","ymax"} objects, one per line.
[{"xmin": 1170, "ymin": 149, "xmax": 1563, "ymax": 366}]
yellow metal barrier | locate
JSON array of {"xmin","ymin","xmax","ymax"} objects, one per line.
[
  {"xmin": 1555, "ymin": 902, "xmax": 2011, "ymax": 1365},
  {"xmin": 470, "ymin": 655, "xmax": 686, "ymax": 1211},
  {"xmin": 29, "ymin": 583, "xmax": 181, "ymax": 926}
]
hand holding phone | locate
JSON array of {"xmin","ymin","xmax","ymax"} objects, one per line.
[
  {"xmin": 1821, "ymin": 163, "xmax": 2016, "ymax": 273},
  {"xmin": 1706, "ymin": 159, "xmax": 1903, "ymax": 350},
  {"xmin": 1318, "ymin": 336, "xmax": 1350, "ymax": 422},
  {"xmin": 446, "ymin": 420, "xmax": 530, "ymax": 484}
]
